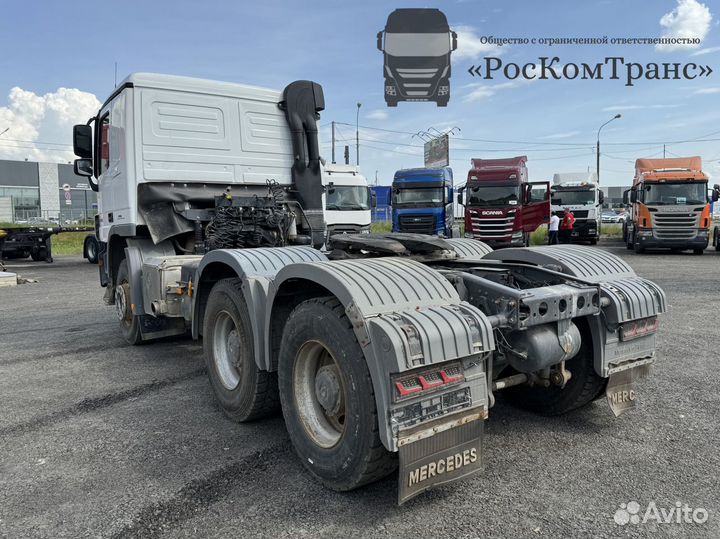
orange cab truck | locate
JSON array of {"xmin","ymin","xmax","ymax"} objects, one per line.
[{"xmin": 624, "ymin": 157, "xmax": 711, "ymax": 254}]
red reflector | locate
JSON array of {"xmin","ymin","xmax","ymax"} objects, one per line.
[
  {"xmin": 418, "ymin": 375, "xmax": 443, "ymax": 390},
  {"xmin": 395, "ymin": 381, "xmax": 422, "ymax": 397},
  {"xmin": 440, "ymin": 370, "xmax": 464, "ymax": 383}
]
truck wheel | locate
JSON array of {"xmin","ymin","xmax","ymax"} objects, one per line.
[
  {"xmin": 589, "ymin": 238, "xmax": 597, "ymax": 245},
  {"xmin": 85, "ymin": 236, "xmax": 99, "ymax": 264},
  {"xmin": 115, "ymin": 259, "xmax": 143, "ymax": 345},
  {"xmin": 203, "ymin": 278, "xmax": 280, "ymax": 422},
  {"xmin": 693, "ymin": 248, "xmax": 704, "ymax": 255},
  {"xmin": 715, "ymin": 229, "xmax": 720, "ymax": 251},
  {"xmin": 633, "ymin": 234, "xmax": 644, "ymax": 254},
  {"xmin": 502, "ymin": 330, "xmax": 604, "ymax": 415},
  {"xmin": 278, "ymin": 297, "xmax": 396, "ymax": 491},
  {"xmin": 31, "ymin": 247, "xmax": 47, "ymax": 261}
]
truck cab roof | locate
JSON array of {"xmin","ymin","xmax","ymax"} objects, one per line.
[{"xmin": 393, "ymin": 167, "xmax": 452, "ymax": 183}]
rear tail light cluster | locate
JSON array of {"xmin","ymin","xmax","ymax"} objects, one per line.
[
  {"xmin": 620, "ymin": 317, "xmax": 659, "ymax": 341},
  {"xmin": 393, "ymin": 363, "xmax": 464, "ymax": 402}
]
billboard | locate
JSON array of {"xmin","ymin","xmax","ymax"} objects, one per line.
[{"xmin": 424, "ymin": 134, "xmax": 449, "ymax": 168}]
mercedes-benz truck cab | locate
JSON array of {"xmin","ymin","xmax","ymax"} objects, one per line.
[{"xmin": 551, "ymin": 172, "xmax": 603, "ymax": 245}]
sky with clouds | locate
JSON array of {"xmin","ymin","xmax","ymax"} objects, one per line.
[{"xmin": 0, "ymin": 0, "xmax": 717, "ymax": 186}]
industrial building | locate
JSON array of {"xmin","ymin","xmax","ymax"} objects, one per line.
[{"xmin": 0, "ymin": 159, "xmax": 96, "ymax": 223}]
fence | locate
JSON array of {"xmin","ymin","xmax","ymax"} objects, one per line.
[{"xmin": 6, "ymin": 208, "xmax": 97, "ymax": 226}]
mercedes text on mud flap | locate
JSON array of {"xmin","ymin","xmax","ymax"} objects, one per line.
[
  {"xmin": 377, "ymin": 8, "xmax": 457, "ymax": 107},
  {"xmin": 72, "ymin": 74, "xmax": 666, "ymax": 504}
]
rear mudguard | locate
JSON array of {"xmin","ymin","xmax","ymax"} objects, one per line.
[{"xmin": 266, "ymin": 257, "xmax": 495, "ymax": 452}]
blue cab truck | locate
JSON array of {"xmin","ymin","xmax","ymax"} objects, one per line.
[{"xmin": 391, "ymin": 167, "xmax": 458, "ymax": 237}]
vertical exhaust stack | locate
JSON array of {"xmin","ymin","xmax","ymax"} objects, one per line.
[{"xmin": 281, "ymin": 81, "xmax": 327, "ymax": 248}]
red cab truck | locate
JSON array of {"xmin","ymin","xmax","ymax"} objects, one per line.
[{"xmin": 458, "ymin": 156, "xmax": 550, "ymax": 248}]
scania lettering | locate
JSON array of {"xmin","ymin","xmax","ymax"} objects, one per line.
[{"xmin": 73, "ymin": 73, "xmax": 666, "ymax": 504}]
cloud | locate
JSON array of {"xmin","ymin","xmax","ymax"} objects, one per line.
[
  {"xmin": 452, "ymin": 25, "xmax": 502, "ymax": 62},
  {"xmin": 462, "ymin": 64, "xmax": 542, "ymax": 102},
  {"xmin": 693, "ymin": 87, "xmax": 720, "ymax": 94},
  {"xmin": 690, "ymin": 45, "xmax": 720, "ymax": 55},
  {"xmin": 365, "ymin": 109, "xmax": 388, "ymax": 121},
  {"xmin": 0, "ymin": 86, "xmax": 100, "ymax": 163},
  {"xmin": 540, "ymin": 130, "xmax": 582, "ymax": 140},
  {"xmin": 656, "ymin": 0, "xmax": 713, "ymax": 52}
]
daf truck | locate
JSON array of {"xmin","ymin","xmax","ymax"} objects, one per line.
[
  {"xmin": 458, "ymin": 156, "xmax": 550, "ymax": 248},
  {"xmin": 624, "ymin": 157, "xmax": 711, "ymax": 254},
  {"xmin": 551, "ymin": 172, "xmax": 604, "ymax": 245},
  {"xmin": 391, "ymin": 167, "xmax": 457, "ymax": 237},
  {"xmin": 376, "ymin": 8, "xmax": 457, "ymax": 107},
  {"xmin": 73, "ymin": 73, "xmax": 666, "ymax": 504},
  {"xmin": 323, "ymin": 164, "xmax": 372, "ymax": 244}
]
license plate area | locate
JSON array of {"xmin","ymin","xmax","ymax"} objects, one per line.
[{"xmin": 398, "ymin": 408, "xmax": 484, "ymax": 504}]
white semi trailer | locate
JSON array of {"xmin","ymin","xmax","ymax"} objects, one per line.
[{"xmin": 73, "ymin": 73, "xmax": 666, "ymax": 503}]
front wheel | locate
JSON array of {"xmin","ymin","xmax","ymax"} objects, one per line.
[
  {"xmin": 278, "ymin": 297, "xmax": 396, "ymax": 491},
  {"xmin": 85, "ymin": 236, "xmax": 99, "ymax": 264},
  {"xmin": 203, "ymin": 278, "xmax": 279, "ymax": 422},
  {"xmin": 693, "ymin": 248, "xmax": 704, "ymax": 255},
  {"xmin": 633, "ymin": 234, "xmax": 645, "ymax": 254}
]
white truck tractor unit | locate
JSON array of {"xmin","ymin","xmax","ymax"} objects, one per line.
[
  {"xmin": 322, "ymin": 164, "xmax": 372, "ymax": 243},
  {"xmin": 73, "ymin": 73, "xmax": 666, "ymax": 504},
  {"xmin": 551, "ymin": 172, "xmax": 604, "ymax": 244}
]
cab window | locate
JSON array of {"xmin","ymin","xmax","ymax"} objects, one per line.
[{"xmin": 98, "ymin": 114, "xmax": 110, "ymax": 176}]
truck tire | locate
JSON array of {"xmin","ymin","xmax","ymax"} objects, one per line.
[
  {"xmin": 116, "ymin": 259, "xmax": 143, "ymax": 345},
  {"xmin": 31, "ymin": 247, "xmax": 47, "ymax": 261},
  {"xmin": 85, "ymin": 236, "xmax": 99, "ymax": 264},
  {"xmin": 278, "ymin": 297, "xmax": 396, "ymax": 491},
  {"xmin": 589, "ymin": 238, "xmax": 597, "ymax": 245},
  {"xmin": 633, "ymin": 233, "xmax": 644, "ymax": 254},
  {"xmin": 203, "ymin": 278, "xmax": 279, "ymax": 422},
  {"xmin": 715, "ymin": 228, "xmax": 720, "ymax": 251},
  {"xmin": 501, "ymin": 329, "xmax": 605, "ymax": 415},
  {"xmin": 693, "ymin": 248, "xmax": 704, "ymax": 255}
]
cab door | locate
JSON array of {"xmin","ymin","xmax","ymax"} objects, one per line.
[{"xmin": 521, "ymin": 181, "xmax": 550, "ymax": 232}]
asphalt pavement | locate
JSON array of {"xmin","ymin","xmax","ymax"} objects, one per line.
[{"xmin": 1, "ymin": 244, "xmax": 718, "ymax": 538}]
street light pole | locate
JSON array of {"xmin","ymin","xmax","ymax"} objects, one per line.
[
  {"xmin": 596, "ymin": 114, "xmax": 621, "ymax": 183},
  {"xmin": 356, "ymin": 103, "xmax": 361, "ymax": 166}
]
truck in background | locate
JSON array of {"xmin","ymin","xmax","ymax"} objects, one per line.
[
  {"xmin": 391, "ymin": 167, "xmax": 458, "ymax": 237},
  {"xmin": 624, "ymin": 157, "xmax": 711, "ymax": 254},
  {"xmin": 376, "ymin": 8, "xmax": 457, "ymax": 107},
  {"xmin": 323, "ymin": 164, "xmax": 372, "ymax": 244},
  {"xmin": 458, "ymin": 156, "xmax": 550, "ymax": 248},
  {"xmin": 370, "ymin": 185, "xmax": 391, "ymax": 222},
  {"xmin": 72, "ymin": 73, "xmax": 666, "ymax": 504},
  {"xmin": 551, "ymin": 172, "xmax": 604, "ymax": 245}
]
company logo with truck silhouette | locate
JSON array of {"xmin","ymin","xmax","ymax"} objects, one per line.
[{"xmin": 377, "ymin": 8, "xmax": 457, "ymax": 107}]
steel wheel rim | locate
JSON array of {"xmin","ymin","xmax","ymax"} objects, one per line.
[
  {"xmin": 88, "ymin": 242, "xmax": 96, "ymax": 259},
  {"xmin": 293, "ymin": 341, "xmax": 346, "ymax": 449},
  {"xmin": 213, "ymin": 311, "xmax": 241, "ymax": 390}
]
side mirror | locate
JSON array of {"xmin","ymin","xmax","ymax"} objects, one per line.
[
  {"xmin": 630, "ymin": 190, "xmax": 637, "ymax": 204},
  {"xmin": 456, "ymin": 191, "xmax": 463, "ymax": 205},
  {"xmin": 74, "ymin": 158, "xmax": 99, "ymax": 192},
  {"xmin": 712, "ymin": 190, "xmax": 719, "ymax": 203},
  {"xmin": 599, "ymin": 190, "xmax": 605, "ymax": 204},
  {"xmin": 371, "ymin": 191, "xmax": 377, "ymax": 208},
  {"xmin": 376, "ymin": 31, "xmax": 383, "ymax": 51},
  {"xmin": 451, "ymin": 31, "xmax": 458, "ymax": 51},
  {"xmin": 73, "ymin": 124, "xmax": 93, "ymax": 159},
  {"xmin": 622, "ymin": 189, "xmax": 630, "ymax": 205}
]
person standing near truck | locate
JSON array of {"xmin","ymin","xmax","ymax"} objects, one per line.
[
  {"xmin": 559, "ymin": 207, "xmax": 575, "ymax": 244},
  {"xmin": 548, "ymin": 211, "xmax": 560, "ymax": 244}
]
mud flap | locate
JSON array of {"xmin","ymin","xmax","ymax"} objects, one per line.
[
  {"xmin": 139, "ymin": 315, "xmax": 186, "ymax": 340},
  {"xmin": 398, "ymin": 408, "xmax": 485, "ymax": 504},
  {"xmin": 606, "ymin": 364, "xmax": 652, "ymax": 417}
]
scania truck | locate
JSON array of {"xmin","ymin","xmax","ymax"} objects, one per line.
[
  {"xmin": 458, "ymin": 156, "xmax": 550, "ymax": 248},
  {"xmin": 73, "ymin": 73, "xmax": 666, "ymax": 504},
  {"xmin": 624, "ymin": 157, "xmax": 711, "ymax": 254},
  {"xmin": 391, "ymin": 167, "xmax": 458, "ymax": 237},
  {"xmin": 551, "ymin": 172, "xmax": 604, "ymax": 245}
]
